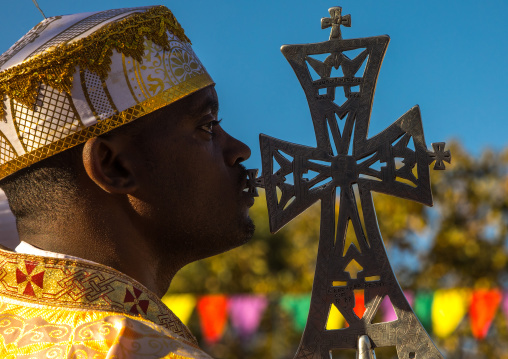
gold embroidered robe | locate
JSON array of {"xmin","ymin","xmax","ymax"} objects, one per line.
[{"xmin": 0, "ymin": 248, "xmax": 211, "ymax": 358}]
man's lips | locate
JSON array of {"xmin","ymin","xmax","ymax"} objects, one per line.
[{"xmin": 240, "ymin": 171, "xmax": 257, "ymax": 207}]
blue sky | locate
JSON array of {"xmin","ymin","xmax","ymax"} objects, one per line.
[{"xmin": 2, "ymin": 0, "xmax": 507, "ymax": 171}]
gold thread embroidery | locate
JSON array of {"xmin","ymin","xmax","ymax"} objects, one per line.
[
  {"xmin": 0, "ymin": 73, "xmax": 213, "ymax": 179},
  {"xmin": 11, "ymin": 97, "xmax": 30, "ymax": 153},
  {"xmin": 80, "ymin": 69, "xmax": 118, "ymax": 122},
  {"xmin": 0, "ymin": 131, "xmax": 17, "ymax": 165},
  {"xmin": 0, "ymin": 304, "xmax": 205, "ymax": 357},
  {"xmin": 134, "ymin": 59, "xmax": 150, "ymax": 100},
  {"xmin": 66, "ymin": 92, "xmax": 83, "ymax": 127},
  {"xmin": 80, "ymin": 69, "xmax": 100, "ymax": 121},
  {"xmin": 102, "ymin": 80, "xmax": 119, "ymax": 114},
  {"xmin": 0, "ymin": 6, "xmax": 190, "ymax": 119},
  {"xmin": 26, "ymin": 8, "xmax": 140, "ymax": 59},
  {"xmin": 0, "ymin": 249, "xmax": 199, "ymax": 347},
  {"xmin": 10, "ymin": 85, "xmax": 83, "ymax": 154},
  {"xmin": 122, "ymin": 54, "xmax": 140, "ymax": 104}
]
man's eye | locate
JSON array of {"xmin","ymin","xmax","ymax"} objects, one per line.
[{"xmin": 200, "ymin": 119, "xmax": 222, "ymax": 135}]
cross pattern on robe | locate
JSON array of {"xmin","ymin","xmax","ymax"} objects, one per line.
[
  {"xmin": 254, "ymin": 6, "xmax": 449, "ymax": 359},
  {"xmin": 321, "ymin": 6, "xmax": 351, "ymax": 40}
]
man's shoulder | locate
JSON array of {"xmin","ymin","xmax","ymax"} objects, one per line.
[{"xmin": 0, "ymin": 249, "xmax": 212, "ymax": 358}]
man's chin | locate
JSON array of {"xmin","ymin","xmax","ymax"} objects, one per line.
[{"xmin": 214, "ymin": 216, "xmax": 255, "ymax": 255}]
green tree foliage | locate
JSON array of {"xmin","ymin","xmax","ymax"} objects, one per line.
[{"xmin": 169, "ymin": 142, "xmax": 508, "ymax": 358}]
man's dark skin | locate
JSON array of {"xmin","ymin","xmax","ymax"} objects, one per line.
[{"xmin": 13, "ymin": 85, "xmax": 254, "ymax": 297}]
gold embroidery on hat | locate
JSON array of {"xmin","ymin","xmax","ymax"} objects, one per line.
[
  {"xmin": 0, "ymin": 131, "xmax": 17, "ymax": 165},
  {"xmin": 26, "ymin": 8, "xmax": 142, "ymax": 59},
  {"xmin": 133, "ymin": 60, "xmax": 151, "ymax": 101},
  {"xmin": 0, "ymin": 73, "xmax": 213, "ymax": 179},
  {"xmin": 122, "ymin": 54, "xmax": 140, "ymax": 104},
  {"xmin": 0, "ymin": 6, "xmax": 189, "ymax": 120},
  {"xmin": 11, "ymin": 84, "xmax": 84, "ymax": 152},
  {"xmin": 80, "ymin": 69, "xmax": 118, "ymax": 122},
  {"xmin": 11, "ymin": 84, "xmax": 83, "ymax": 153},
  {"xmin": 102, "ymin": 80, "xmax": 119, "ymax": 114}
]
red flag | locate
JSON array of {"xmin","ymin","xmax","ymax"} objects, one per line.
[
  {"xmin": 354, "ymin": 291, "xmax": 366, "ymax": 319},
  {"xmin": 197, "ymin": 295, "xmax": 229, "ymax": 345},
  {"xmin": 469, "ymin": 289, "xmax": 502, "ymax": 340}
]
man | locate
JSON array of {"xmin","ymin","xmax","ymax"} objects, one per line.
[{"xmin": 0, "ymin": 6, "xmax": 255, "ymax": 358}]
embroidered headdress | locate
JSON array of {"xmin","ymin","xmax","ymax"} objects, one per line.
[{"xmin": 0, "ymin": 6, "xmax": 214, "ymax": 180}]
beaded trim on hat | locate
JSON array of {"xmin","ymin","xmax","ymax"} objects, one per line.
[{"xmin": 0, "ymin": 6, "xmax": 188, "ymax": 117}]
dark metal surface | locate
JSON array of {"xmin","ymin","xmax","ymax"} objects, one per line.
[{"xmin": 254, "ymin": 6, "xmax": 450, "ymax": 359}]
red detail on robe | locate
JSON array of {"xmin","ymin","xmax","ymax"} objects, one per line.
[
  {"xmin": 31, "ymin": 271, "xmax": 44, "ymax": 288},
  {"xmin": 133, "ymin": 287, "xmax": 142, "ymax": 298},
  {"xmin": 23, "ymin": 282, "xmax": 35, "ymax": 296},
  {"xmin": 16, "ymin": 268, "xmax": 27, "ymax": 284},
  {"xmin": 124, "ymin": 289, "xmax": 135, "ymax": 303},
  {"xmin": 130, "ymin": 305, "xmax": 139, "ymax": 315},
  {"xmin": 138, "ymin": 300, "xmax": 149, "ymax": 314},
  {"xmin": 25, "ymin": 261, "xmax": 37, "ymax": 275}
]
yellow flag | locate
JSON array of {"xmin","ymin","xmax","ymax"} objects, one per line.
[
  {"xmin": 161, "ymin": 294, "xmax": 197, "ymax": 325},
  {"xmin": 326, "ymin": 304, "xmax": 346, "ymax": 330},
  {"xmin": 432, "ymin": 289, "xmax": 470, "ymax": 338}
]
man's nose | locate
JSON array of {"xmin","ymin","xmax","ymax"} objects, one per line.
[{"xmin": 224, "ymin": 132, "xmax": 251, "ymax": 166}]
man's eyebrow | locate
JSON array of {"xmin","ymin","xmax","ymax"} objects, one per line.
[{"xmin": 190, "ymin": 99, "xmax": 219, "ymax": 118}]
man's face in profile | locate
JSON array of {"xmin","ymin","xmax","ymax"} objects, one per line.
[{"xmin": 130, "ymin": 85, "xmax": 255, "ymax": 264}]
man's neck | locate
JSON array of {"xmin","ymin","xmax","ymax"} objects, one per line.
[{"xmin": 18, "ymin": 213, "xmax": 178, "ymax": 297}]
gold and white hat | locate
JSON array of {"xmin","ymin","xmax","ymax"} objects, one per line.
[{"xmin": 0, "ymin": 5, "xmax": 214, "ymax": 180}]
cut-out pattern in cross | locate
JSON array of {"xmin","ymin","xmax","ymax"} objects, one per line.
[{"xmin": 255, "ymin": 5, "xmax": 449, "ymax": 359}]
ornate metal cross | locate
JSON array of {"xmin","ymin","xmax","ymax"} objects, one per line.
[
  {"xmin": 252, "ymin": 6, "xmax": 449, "ymax": 359},
  {"xmin": 321, "ymin": 6, "xmax": 351, "ymax": 40}
]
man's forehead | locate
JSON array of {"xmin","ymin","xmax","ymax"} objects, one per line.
[{"xmin": 186, "ymin": 86, "xmax": 219, "ymax": 117}]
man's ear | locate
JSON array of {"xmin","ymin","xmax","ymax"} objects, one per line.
[{"xmin": 82, "ymin": 136, "xmax": 139, "ymax": 194}]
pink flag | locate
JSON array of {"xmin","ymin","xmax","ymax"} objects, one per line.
[
  {"xmin": 503, "ymin": 291, "xmax": 508, "ymax": 320},
  {"xmin": 229, "ymin": 295, "xmax": 268, "ymax": 339},
  {"xmin": 380, "ymin": 291, "xmax": 414, "ymax": 323}
]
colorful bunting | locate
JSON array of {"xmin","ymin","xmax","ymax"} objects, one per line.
[
  {"xmin": 326, "ymin": 304, "xmax": 346, "ymax": 330},
  {"xmin": 228, "ymin": 295, "xmax": 268, "ymax": 339},
  {"xmin": 378, "ymin": 291, "xmax": 413, "ymax": 323},
  {"xmin": 159, "ymin": 290, "xmax": 508, "ymax": 345},
  {"xmin": 469, "ymin": 289, "xmax": 502, "ymax": 340},
  {"xmin": 404, "ymin": 290, "xmax": 414, "ymax": 307},
  {"xmin": 161, "ymin": 294, "xmax": 196, "ymax": 325},
  {"xmin": 414, "ymin": 291, "xmax": 434, "ymax": 333},
  {"xmin": 503, "ymin": 291, "xmax": 508, "ymax": 324},
  {"xmin": 354, "ymin": 290, "xmax": 366, "ymax": 319},
  {"xmin": 197, "ymin": 295, "xmax": 229, "ymax": 345},
  {"xmin": 380, "ymin": 296, "xmax": 397, "ymax": 323},
  {"xmin": 432, "ymin": 289, "xmax": 470, "ymax": 339},
  {"xmin": 280, "ymin": 294, "xmax": 311, "ymax": 332}
]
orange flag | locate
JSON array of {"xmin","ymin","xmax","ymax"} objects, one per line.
[
  {"xmin": 469, "ymin": 289, "xmax": 502, "ymax": 340},
  {"xmin": 197, "ymin": 295, "xmax": 229, "ymax": 345},
  {"xmin": 354, "ymin": 291, "xmax": 366, "ymax": 319}
]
